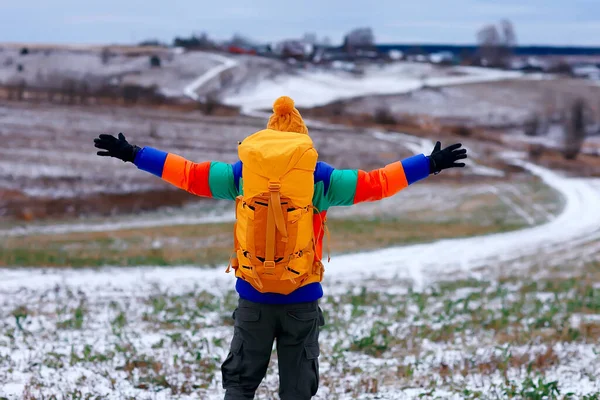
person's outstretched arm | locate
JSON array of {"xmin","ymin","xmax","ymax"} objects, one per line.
[
  {"xmin": 93, "ymin": 133, "xmax": 238, "ymax": 200},
  {"xmin": 322, "ymin": 141, "xmax": 467, "ymax": 206}
]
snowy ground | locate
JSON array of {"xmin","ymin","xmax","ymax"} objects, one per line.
[
  {"xmin": 1, "ymin": 153, "xmax": 599, "ymax": 398},
  {"xmin": 2, "ymin": 52, "xmax": 599, "ymax": 399},
  {"xmin": 0, "ymin": 47, "xmax": 288, "ymax": 102},
  {"xmin": 337, "ymin": 77, "xmax": 600, "ymax": 129},
  {"xmin": 0, "ymin": 101, "xmax": 417, "ymax": 208},
  {"xmin": 0, "ymin": 48, "xmax": 151, "ymax": 86},
  {"xmin": 1, "ymin": 259, "xmax": 598, "ymax": 399},
  {"xmin": 0, "ymin": 47, "xmax": 242, "ymax": 98},
  {"xmin": 221, "ymin": 62, "xmax": 524, "ymax": 110}
]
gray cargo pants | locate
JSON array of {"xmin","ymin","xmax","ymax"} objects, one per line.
[{"xmin": 221, "ymin": 298, "xmax": 325, "ymax": 400}]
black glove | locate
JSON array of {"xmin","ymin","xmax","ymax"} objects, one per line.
[
  {"xmin": 427, "ymin": 141, "xmax": 467, "ymax": 174},
  {"xmin": 93, "ymin": 133, "xmax": 140, "ymax": 163}
]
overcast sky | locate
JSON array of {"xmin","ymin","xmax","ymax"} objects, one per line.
[{"xmin": 1, "ymin": 0, "xmax": 598, "ymax": 46}]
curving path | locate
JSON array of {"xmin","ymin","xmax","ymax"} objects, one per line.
[{"xmin": 182, "ymin": 52, "xmax": 239, "ymax": 101}]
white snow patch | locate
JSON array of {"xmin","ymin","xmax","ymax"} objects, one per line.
[{"xmin": 223, "ymin": 63, "xmax": 523, "ymax": 110}]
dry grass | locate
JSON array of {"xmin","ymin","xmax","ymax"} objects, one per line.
[{"xmin": 0, "ymin": 213, "xmax": 527, "ymax": 267}]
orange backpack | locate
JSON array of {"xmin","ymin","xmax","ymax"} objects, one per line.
[{"xmin": 226, "ymin": 128, "xmax": 324, "ymax": 294}]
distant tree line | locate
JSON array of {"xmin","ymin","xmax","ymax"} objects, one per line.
[
  {"xmin": 172, "ymin": 33, "xmax": 217, "ymax": 50},
  {"xmin": 0, "ymin": 78, "xmax": 168, "ymax": 106},
  {"xmin": 0, "ymin": 77, "xmax": 240, "ymax": 116}
]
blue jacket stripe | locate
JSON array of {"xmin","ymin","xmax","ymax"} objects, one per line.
[
  {"xmin": 402, "ymin": 154, "xmax": 430, "ymax": 185},
  {"xmin": 314, "ymin": 161, "xmax": 334, "ymax": 195},
  {"xmin": 134, "ymin": 147, "xmax": 168, "ymax": 177}
]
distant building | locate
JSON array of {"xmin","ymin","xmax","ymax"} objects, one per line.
[
  {"xmin": 343, "ymin": 28, "xmax": 375, "ymax": 53},
  {"xmin": 227, "ymin": 45, "xmax": 257, "ymax": 55},
  {"xmin": 388, "ymin": 50, "xmax": 404, "ymax": 61},
  {"xmin": 429, "ymin": 51, "xmax": 455, "ymax": 64},
  {"xmin": 274, "ymin": 40, "xmax": 313, "ymax": 60},
  {"xmin": 572, "ymin": 64, "xmax": 600, "ymax": 80}
]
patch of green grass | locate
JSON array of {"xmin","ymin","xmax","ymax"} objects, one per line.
[
  {"xmin": 141, "ymin": 289, "xmax": 221, "ymax": 331},
  {"xmin": 502, "ymin": 376, "xmax": 561, "ymax": 399},
  {"xmin": 0, "ymin": 247, "xmax": 215, "ymax": 268},
  {"xmin": 42, "ymin": 352, "xmax": 66, "ymax": 370},
  {"xmin": 11, "ymin": 305, "xmax": 30, "ymax": 332},
  {"xmin": 111, "ymin": 311, "xmax": 127, "ymax": 333},
  {"xmin": 57, "ymin": 301, "xmax": 86, "ymax": 330},
  {"xmin": 350, "ymin": 320, "xmax": 394, "ymax": 356},
  {"xmin": 581, "ymin": 394, "xmax": 600, "ymax": 400},
  {"xmin": 70, "ymin": 344, "xmax": 114, "ymax": 365}
]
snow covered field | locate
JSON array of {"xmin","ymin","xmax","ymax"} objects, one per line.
[
  {"xmin": 1, "ymin": 53, "xmax": 599, "ymax": 399},
  {"xmin": 337, "ymin": 77, "xmax": 600, "ymax": 130},
  {"xmin": 0, "ymin": 100, "xmax": 419, "ymax": 213},
  {"xmin": 0, "ymin": 47, "xmax": 223, "ymax": 97},
  {"xmin": 1, "ymin": 147, "xmax": 599, "ymax": 398},
  {"xmin": 1, "ymin": 263, "xmax": 599, "ymax": 399}
]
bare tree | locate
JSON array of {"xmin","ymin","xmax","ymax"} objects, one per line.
[
  {"xmin": 523, "ymin": 114, "xmax": 541, "ymax": 137},
  {"xmin": 343, "ymin": 28, "xmax": 375, "ymax": 54},
  {"xmin": 562, "ymin": 98, "xmax": 587, "ymax": 160},
  {"xmin": 100, "ymin": 47, "xmax": 112, "ymax": 65},
  {"xmin": 230, "ymin": 33, "xmax": 254, "ymax": 48},
  {"xmin": 149, "ymin": 55, "xmax": 161, "ymax": 68},
  {"xmin": 78, "ymin": 81, "xmax": 90, "ymax": 105},
  {"xmin": 203, "ymin": 92, "xmax": 220, "ymax": 115},
  {"xmin": 528, "ymin": 144, "xmax": 545, "ymax": 160},
  {"xmin": 524, "ymin": 113, "xmax": 549, "ymax": 137},
  {"xmin": 330, "ymin": 101, "xmax": 345, "ymax": 116},
  {"xmin": 499, "ymin": 19, "xmax": 517, "ymax": 47},
  {"xmin": 61, "ymin": 79, "xmax": 78, "ymax": 105},
  {"xmin": 303, "ymin": 32, "xmax": 318, "ymax": 45},
  {"xmin": 477, "ymin": 24, "xmax": 501, "ymax": 67},
  {"xmin": 373, "ymin": 107, "xmax": 396, "ymax": 125},
  {"xmin": 499, "ymin": 19, "xmax": 517, "ymax": 65},
  {"xmin": 477, "ymin": 24, "xmax": 501, "ymax": 46},
  {"xmin": 321, "ymin": 36, "xmax": 332, "ymax": 47},
  {"xmin": 476, "ymin": 20, "xmax": 517, "ymax": 68},
  {"xmin": 15, "ymin": 80, "xmax": 26, "ymax": 101},
  {"xmin": 6, "ymin": 79, "xmax": 27, "ymax": 101}
]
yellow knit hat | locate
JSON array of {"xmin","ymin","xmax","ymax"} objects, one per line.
[{"xmin": 266, "ymin": 96, "xmax": 308, "ymax": 134}]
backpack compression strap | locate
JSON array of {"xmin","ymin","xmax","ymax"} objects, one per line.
[{"xmin": 264, "ymin": 181, "xmax": 288, "ymax": 273}]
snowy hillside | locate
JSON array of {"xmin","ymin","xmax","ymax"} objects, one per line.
[{"xmin": 221, "ymin": 62, "xmax": 524, "ymax": 110}]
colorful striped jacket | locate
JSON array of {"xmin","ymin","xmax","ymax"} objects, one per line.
[{"xmin": 134, "ymin": 147, "xmax": 431, "ymax": 304}]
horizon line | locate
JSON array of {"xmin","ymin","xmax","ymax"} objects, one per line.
[{"xmin": 2, "ymin": 40, "xmax": 600, "ymax": 50}]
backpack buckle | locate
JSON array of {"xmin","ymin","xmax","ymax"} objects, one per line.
[
  {"xmin": 268, "ymin": 181, "xmax": 281, "ymax": 191},
  {"xmin": 263, "ymin": 261, "xmax": 276, "ymax": 272}
]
